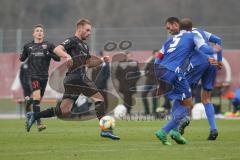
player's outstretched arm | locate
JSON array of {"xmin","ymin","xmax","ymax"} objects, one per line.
[{"xmin": 53, "ymin": 45, "xmax": 73, "ymax": 67}]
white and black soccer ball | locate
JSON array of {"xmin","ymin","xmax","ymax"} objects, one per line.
[{"xmin": 99, "ymin": 116, "xmax": 116, "ymax": 130}]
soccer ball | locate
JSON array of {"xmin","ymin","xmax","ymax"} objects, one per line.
[
  {"xmin": 99, "ymin": 116, "xmax": 116, "ymax": 130},
  {"xmin": 114, "ymin": 104, "xmax": 127, "ymax": 119}
]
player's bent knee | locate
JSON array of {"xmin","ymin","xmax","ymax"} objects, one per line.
[
  {"xmin": 181, "ymin": 98, "xmax": 193, "ymax": 110},
  {"xmin": 32, "ymin": 90, "xmax": 41, "ymax": 100}
]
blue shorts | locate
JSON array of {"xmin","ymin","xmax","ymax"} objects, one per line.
[
  {"xmin": 232, "ymin": 97, "xmax": 240, "ymax": 105},
  {"xmin": 155, "ymin": 67, "xmax": 192, "ymax": 101},
  {"xmin": 186, "ymin": 62, "xmax": 217, "ymax": 91}
]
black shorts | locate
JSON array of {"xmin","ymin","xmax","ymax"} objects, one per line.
[
  {"xmin": 31, "ymin": 78, "xmax": 48, "ymax": 97},
  {"xmin": 62, "ymin": 73, "xmax": 99, "ymax": 101},
  {"xmin": 21, "ymin": 83, "xmax": 32, "ymax": 97}
]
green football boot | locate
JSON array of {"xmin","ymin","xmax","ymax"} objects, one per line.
[
  {"xmin": 170, "ymin": 129, "xmax": 187, "ymax": 144},
  {"xmin": 155, "ymin": 129, "xmax": 172, "ymax": 145}
]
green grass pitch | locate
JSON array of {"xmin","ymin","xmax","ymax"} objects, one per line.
[{"xmin": 0, "ymin": 119, "xmax": 240, "ymax": 160}]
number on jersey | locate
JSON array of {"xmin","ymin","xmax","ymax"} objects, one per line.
[{"xmin": 167, "ymin": 34, "xmax": 182, "ymax": 53}]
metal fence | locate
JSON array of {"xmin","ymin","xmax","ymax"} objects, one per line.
[{"xmin": 1, "ymin": 26, "xmax": 240, "ymax": 53}]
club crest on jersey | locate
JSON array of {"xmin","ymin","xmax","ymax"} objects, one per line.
[{"xmin": 42, "ymin": 44, "xmax": 47, "ymax": 49}]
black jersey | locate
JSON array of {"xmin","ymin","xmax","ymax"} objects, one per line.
[
  {"xmin": 20, "ymin": 41, "xmax": 60, "ymax": 79},
  {"xmin": 60, "ymin": 36, "xmax": 91, "ymax": 75}
]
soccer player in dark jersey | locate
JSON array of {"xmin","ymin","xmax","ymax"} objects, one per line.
[
  {"xmin": 20, "ymin": 24, "xmax": 60, "ymax": 131},
  {"xmin": 25, "ymin": 19, "xmax": 120, "ymax": 140}
]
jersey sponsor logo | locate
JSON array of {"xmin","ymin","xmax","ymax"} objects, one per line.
[{"xmin": 32, "ymin": 52, "xmax": 44, "ymax": 56}]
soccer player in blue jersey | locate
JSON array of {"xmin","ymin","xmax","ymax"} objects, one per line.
[
  {"xmin": 154, "ymin": 17, "xmax": 219, "ymax": 145},
  {"xmin": 163, "ymin": 17, "xmax": 222, "ymax": 140},
  {"xmin": 178, "ymin": 18, "xmax": 222, "ymax": 140}
]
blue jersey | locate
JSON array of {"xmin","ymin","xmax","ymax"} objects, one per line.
[
  {"xmin": 155, "ymin": 30, "xmax": 207, "ymax": 72},
  {"xmin": 190, "ymin": 28, "xmax": 212, "ymax": 66},
  {"xmin": 190, "ymin": 28, "xmax": 222, "ymax": 67}
]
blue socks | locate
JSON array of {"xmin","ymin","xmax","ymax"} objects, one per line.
[
  {"xmin": 162, "ymin": 119, "xmax": 178, "ymax": 133},
  {"xmin": 204, "ymin": 103, "xmax": 217, "ymax": 131},
  {"xmin": 162, "ymin": 100, "xmax": 189, "ymax": 133}
]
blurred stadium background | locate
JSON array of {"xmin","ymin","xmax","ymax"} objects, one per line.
[{"xmin": 0, "ymin": 0, "xmax": 240, "ymax": 117}]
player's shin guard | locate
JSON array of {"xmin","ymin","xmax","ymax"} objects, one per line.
[
  {"xmin": 95, "ymin": 101, "xmax": 105, "ymax": 120},
  {"xmin": 33, "ymin": 100, "xmax": 41, "ymax": 124}
]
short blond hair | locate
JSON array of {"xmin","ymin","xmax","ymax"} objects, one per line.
[{"xmin": 76, "ymin": 19, "xmax": 92, "ymax": 28}]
